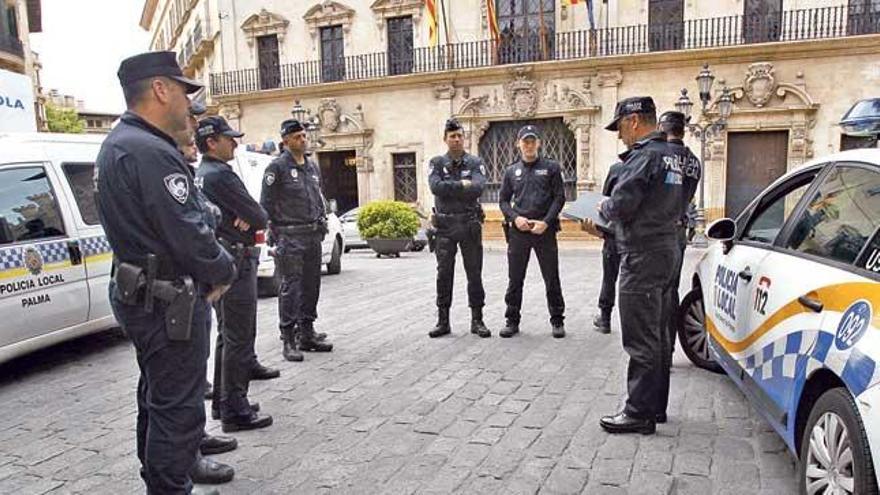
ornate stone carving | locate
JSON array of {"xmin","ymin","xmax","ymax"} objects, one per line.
[
  {"xmin": 596, "ymin": 70, "xmax": 623, "ymax": 88},
  {"xmin": 303, "ymin": 1, "xmax": 356, "ymax": 40},
  {"xmin": 433, "ymin": 83, "xmax": 456, "ymax": 100},
  {"xmin": 317, "ymin": 98, "xmax": 342, "ymax": 132},
  {"xmin": 240, "ymin": 9, "xmax": 289, "ymax": 46},
  {"xmin": 743, "ymin": 62, "xmax": 776, "ymax": 108},
  {"xmin": 219, "ymin": 104, "xmax": 241, "ymax": 122},
  {"xmin": 505, "ymin": 67, "xmax": 539, "ymax": 118}
]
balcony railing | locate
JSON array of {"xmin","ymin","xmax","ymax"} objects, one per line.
[
  {"xmin": 0, "ymin": 34, "xmax": 24, "ymax": 60},
  {"xmin": 211, "ymin": 5, "xmax": 880, "ymax": 97}
]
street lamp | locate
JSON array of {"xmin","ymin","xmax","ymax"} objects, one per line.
[
  {"xmin": 290, "ymin": 100, "xmax": 323, "ymax": 151},
  {"xmin": 674, "ymin": 64, "xmax": 734, "ymax": 248}
]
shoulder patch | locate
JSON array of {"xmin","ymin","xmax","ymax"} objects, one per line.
[
  {"xmin": 164, "ymin": 173, "xmax": 189, "ymax": 204},
  {"xmin": 265, "ymin": 172, "xmax": 275, "ymax": 186}
]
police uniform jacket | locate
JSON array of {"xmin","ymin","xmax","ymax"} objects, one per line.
[
  {"xmin": 260, "ymin": 150, "xmax": 325, "ymax": 227},
  {"xmin": 499, "ymin": 156, "xmax": 566, "ymax": 231},
  {"xmin": 196, "ymin": 156, "xmax": 268, "ymax": 246},
  {"xmin": 428, "ymin": 152, "xmax": 486, "ymax": 214},
  {"xmin": 600, "ymin": 131, "xmax": 683, "ymax": 252},
  {"xmin": 95, "ymin": 111, "xmax": 236, "ymax": 285},
  {"xmin": 602, "ymin": 161, "xmax": 625, "ymax": 197},
  {"xmin": 667, "ymin": 138, "xmax": 702, "ymax": 222}
]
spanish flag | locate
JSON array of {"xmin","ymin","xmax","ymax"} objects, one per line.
[
  {"xmin": 562, "ymin": 0, "xmax": 580, "ymax": 4},
  {"xmin": 486, "ymin": 0, "xmax": 500, "ymax": 41},
  {"xmin": 425, "ymin": 0, "xmax": 438, "ymax": 46}
]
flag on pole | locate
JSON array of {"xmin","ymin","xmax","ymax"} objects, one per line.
[
  {"xmin": 426, "ymin": 0, "xmax": 439, "ymax": 46},
  {"xmin": 486, "ymin": 0, "xmax": 500, "ymax": 42},
  {"xmin": 562, "ymin": 0, "xmax": 580, "ymax": 5}
]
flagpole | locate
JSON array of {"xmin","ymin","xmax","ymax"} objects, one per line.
[{"xmin": 439, "ymin": 0, "xmax": 452, "ymax": 68}]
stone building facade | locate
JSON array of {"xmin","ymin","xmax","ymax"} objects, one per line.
[{"xmin": 141, "ymin": 0, "xmax": 880, "ymax": 232}]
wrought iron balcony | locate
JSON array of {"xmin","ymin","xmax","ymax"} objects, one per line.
[
  {"xmin": 0, "ymin": 33, "xmax": 24, "ymax": 60},
  {"xmin": 211, "ymin": 5, "xmax": 880, "ymax": 97}
]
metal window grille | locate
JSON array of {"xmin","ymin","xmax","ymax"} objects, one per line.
[
  {"xmin": 477, "ymin": 118, "xmax": 577, "ymax": 203},
  {"xmin": 393, "ymin": 153, "xmax": 418, "ymax": 203}
]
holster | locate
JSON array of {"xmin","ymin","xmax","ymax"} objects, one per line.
[
  {"xmin": 152, "ymin": 277, "xmax": 196, "ymax": 342},
  {"xmin": 427, "ymin": 227, "xmax": 437, "ymax": 253},
  {"xmin": 113, "ymin": 261, "xmax": 146, "ymax": 306}
]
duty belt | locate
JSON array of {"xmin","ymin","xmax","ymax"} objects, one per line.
[
  {"xmin": 218, "ymin": 238, "xmax": 260, "ymax": 258},
  {"xmin": 273, "ymin": 221, "xmax": 325, "ymax": 235},
  {"xmin": 434, "ymin": 211, "xmax": 481, "ymax": 224}
]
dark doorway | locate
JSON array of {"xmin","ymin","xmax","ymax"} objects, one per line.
[
  {"xmin": 257, "ymin": 34, "xmax": 280, "ymax": 90},
  {"xmin": 321, "ymin": 25, "xmax": 345, "ymax": 83},
  {"xmin": 496, "ymin": 0, "xmax": 556, "ymax": 64},
  {"xmin": 387, "ymin": 16, "xmax": 413, "ymax": 75},
  {"xmin": 648, "ymin": 0, "xmax": 684, "ymax": 51},
  {"xmin": 726, "ymin": 131, "xmax": 789, "ymax": 218},
  {"xmin": 318, "ymin": 150, "xmax": 359, "ymax": 214},
  {"xmin": 743, "ymin": 0, "xmax": 783, "ymax": 43}
]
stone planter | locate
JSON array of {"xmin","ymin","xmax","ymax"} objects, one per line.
[{"xmin": 367, "ymin": 238, "xmax": 412, "ymax": 258}]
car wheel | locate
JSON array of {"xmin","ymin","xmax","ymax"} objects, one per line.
[
  {"xmin": 799, "ymin": 387, "xmax": 878, "ymax": 495},
  {"xmin": 326, "ymin": 238, "xmax": 342, "ymax": 275},
  {"xmin": 258, "ymin": 269, "xmax": 281, "ymax": 298},
  {"xmin": 677, "ymin": 288, "xmax": 723, "ymax": 373}
]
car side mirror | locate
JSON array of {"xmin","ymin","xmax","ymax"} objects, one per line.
[
  {"xmin": 328, "ymin": 199, "xmax": 338, "ymax": 214},
  {"xmin": 707, "ymin": 218, "xmax": 736, "ymax": 254}
]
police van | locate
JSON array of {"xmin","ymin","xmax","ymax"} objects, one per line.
[
  {"xmin": 0, "ymin": 133, "xmax": 115, "ymax": 364},
  {"xmin": 679, "ymin": 132, "xmax": 880, "ymax": 490}
]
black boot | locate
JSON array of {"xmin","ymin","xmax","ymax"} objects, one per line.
[
  {"xmin": 200, "ymin": 433, "xmax": 238, "ymax": 455},
  {"xmin": 499, "ymin": 321, "xmax": 520, "ymax": 338},
  {"xmin": 299, "ymin": 322, "xmax": 333, "ymax": 352},
  {"xmin": 250, "ymin": 362, "xmax": 281, "ymax": 380},
  {"xmin": 429, "ymin": 307, "xmax": 452, "ymax": 338},
  {"xmin": 282, "ymin": 326, "xmax": 304, "ymax": 362},
  {"xmin": 593, "ymin": 309, "xmax": 611, "ymax": 334},
  {"xmin": 470, "ymin": 307, "xmax": 491, "ymax": 338},
  {"xmin": 190, "ymin": 455, "xmax": 235, "ymax": 484}
]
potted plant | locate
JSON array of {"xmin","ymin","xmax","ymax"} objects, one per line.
[{"xmin": 357, "ymin": 200, "xmax": 420, "ymax": 258}]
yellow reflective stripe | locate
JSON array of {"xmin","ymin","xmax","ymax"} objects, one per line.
[
  {"xmin": 706, "ymin": 281, "xmax": 880, "ymax": 354},
  {"xmin": 0, "ymin": 260, "xmax": 72, "ymax": 280},
  {"xmin": 85, "ymin": 252, "xmax": 113, "ymax": 264}
]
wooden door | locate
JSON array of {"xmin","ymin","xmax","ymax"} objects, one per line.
[
  {"xmin": 725, "ymin": 131, "xmax": 789, "ymax": 218},
  {"xmin": 257, "ymin": 35, "xmax": 280, "ymax": 89}
]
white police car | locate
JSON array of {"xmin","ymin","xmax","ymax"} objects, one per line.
[{"xmin": 679, "ymin": 147, "xmax": 880, "ymax": 493}]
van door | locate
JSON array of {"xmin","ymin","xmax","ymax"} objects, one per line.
[
  {"xmin": 0, "ymin": 164, "xmax": 90, "ymax": 347},
  {"xmin": 57, "ymin": 162, "xmax": 113, "ymax": 322}
]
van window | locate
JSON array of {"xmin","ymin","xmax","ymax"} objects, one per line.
[
  {"xmin": 0, "ymin": 166, "xmax": 67, "ymax": 245},
  {"xmin": 62, "ymin": 163, "xmax": 100, "ymax": 225}
]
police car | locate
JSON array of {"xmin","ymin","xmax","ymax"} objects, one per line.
[
  {"xmin": 679, "ymin": 144, "xmax": 880, "ymax": 493},
  {"xmin": 0, "ymin": 133, "xmax": 116, "ymax": 364},
  {"xmin": 226, "ymin": 150, "xmax": 345, "ymax": 297}
]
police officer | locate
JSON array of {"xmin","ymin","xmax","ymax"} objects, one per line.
[
  {"xmin": 428, "ymin": 118, "xmax": 491, "ymax": 338},
  {"xmin": 658, "ymin": 110, "xmax": 702, "ymax": 419},
  {"xmin": 591, "ymin": 96, "xmax": 683, "ymax": 434},
  {"xmin": 195, "ymin": 117, "xmax": 275, "ymax": 433},
  {"xmin": 591, "ymin": 160, "xmax": 625, "ymax": 334},
  {"xmin": 96, "ymin": 51, "xmax": 236, "ymax": 494},
  {"xmin": 498, "ymin": 125, "xmax": 566, "ymax": 338},
  {"xmin": 261, "ymin": 119, "xmax": 333, "ymax": 362}
]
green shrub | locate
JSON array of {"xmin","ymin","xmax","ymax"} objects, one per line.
[{"xmin": 357, "ymin": 200, "xmax": 419, "ymax": 239}]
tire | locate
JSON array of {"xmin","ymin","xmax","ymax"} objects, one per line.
[
  {"xmin": 326, "ymin": 238, "xmax": 342, "ymax": 275},
  {"xmin": 799, "ymin": 387, "xmax": 878, "ymax": 495},
  {"xmin": 258, "ymin": 268, "xmax": 281, "ymax": 298},
  {"xmin": 677, "ymin": 288, "xmax": 723, "ymax": 373}
]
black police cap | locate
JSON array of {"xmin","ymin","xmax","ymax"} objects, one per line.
[
  {"xmin": 517, "ymin": 125, "xmax": 540, "ymax": 140},
  {"xmin": 280, "ymin": 119, "xmax": 305, "ymax": 137},
  {"xmin": 605, "ymin": 96, "xmax": 657, "ymax": 131},
  {"xmin": 658, "ymin": 110, "xmax": 687, "ymax": 126},
  {"xmin": 117, "ymin": 51, "xmax": 203, "ymax": 94},
  {"xmin": 444, "ymin": 118, "xmax": 463, "ymax": 134},
  {"xmin": 196, "ymin": 116, "xmax": 244, "ymax": 141}
]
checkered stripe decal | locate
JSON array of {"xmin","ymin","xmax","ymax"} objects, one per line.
[
  {"xmin": 80, "ymin": 235, "xmax": 112, "ymax": 257},
  {"xmin": 0, "ymin": 247, "xmax": 23, "ymax": 270},
  {"xmin": 37, "ymin": 241, "xmax": 69, "ymax": 264},
  {"xmin": 741, "ymin": 329, "xmax": 878, "ymax": 397}
]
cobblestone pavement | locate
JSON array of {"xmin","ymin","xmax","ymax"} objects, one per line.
[{"xmin": 0, "ymin": 247, "xmax": 799, "ymax": 494}]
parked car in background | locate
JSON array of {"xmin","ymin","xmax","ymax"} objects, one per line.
[
  {"xmin": 225, "ymin": 149, "xmax": 345, "ymax": 297},
  {"xmin": 340, "ymin": 206, "xmax": 429, "ymax": 253}
]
